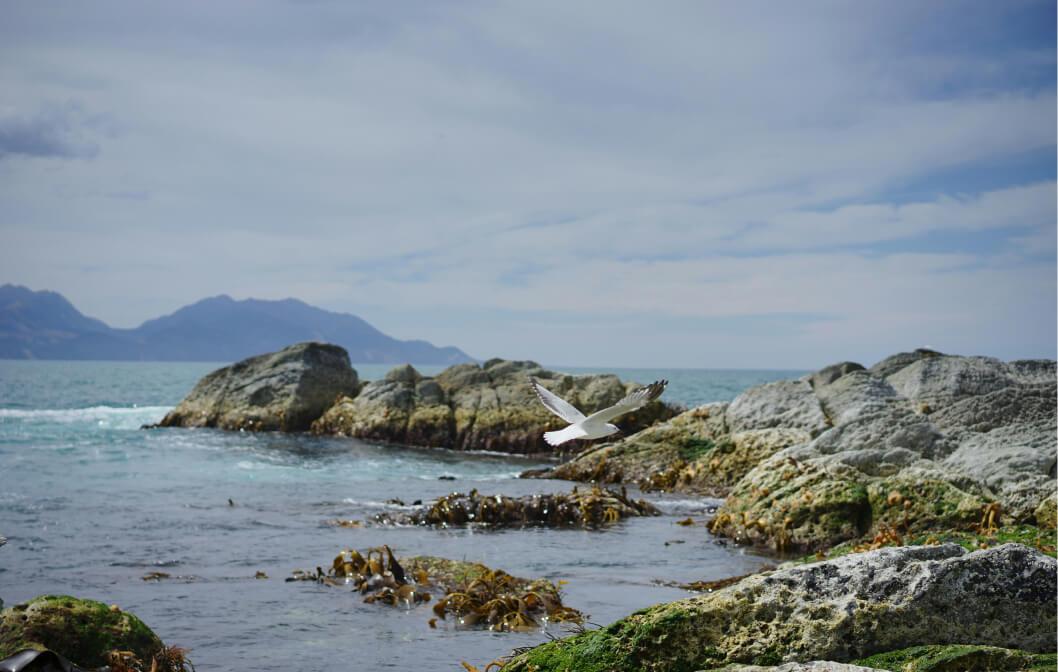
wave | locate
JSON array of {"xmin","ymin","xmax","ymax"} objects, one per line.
[{"xmin": 0, "ymin": 405, "xmax": 171, "ymax": 426}]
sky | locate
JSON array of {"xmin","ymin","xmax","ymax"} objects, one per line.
[{"xmin": 1, "ymin": 1, "xmax": 1055, "ymax": 369}]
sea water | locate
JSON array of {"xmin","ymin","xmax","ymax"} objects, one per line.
[{"xmin": 0, "ymin": 360, "xmax": 801, "ymax": 671}]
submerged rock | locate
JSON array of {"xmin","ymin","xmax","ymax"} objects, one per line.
[
  {"xmin": 0, "ymin": 595, "xmax": 167, "ymax": 668},
  {"xmin": 312, "ymin": 358, "xmax": 679, "ymax": 453},
  {"xmin": 154, "ymin": 342, "xmax": 360, "ymax": 431},
  {"xmin": 501, "ymin": 543, "xmax": 1057, "ymax": 671},
  {"xmin": 375, "ymin": 486, "xmax": 660, "ymax": 528}
]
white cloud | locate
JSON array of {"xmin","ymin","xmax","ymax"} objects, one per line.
[{"xmin": 0, "ymin": 1, "xmax": 1053, "ymax": 366}]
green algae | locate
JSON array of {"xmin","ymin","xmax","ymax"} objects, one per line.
[
  {"xmin": 854, "ymin": 644, "xmax": 1057, "ymax": 671},
  {"xmin": 678, "ymin": 437, "xmax": 718, "ymax": 461},
  {"xmin": 0, "ymin": 595, "xmax": 164, "ymax": 667}
]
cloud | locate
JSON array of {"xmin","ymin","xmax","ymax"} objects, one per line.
[
  {"xmin": 0, "ymin": 1, "xmax": 1053, "ymax": 366},
  {"xmin": 0, "ymin": 102, "xmax": 104, "ymax": 159}
]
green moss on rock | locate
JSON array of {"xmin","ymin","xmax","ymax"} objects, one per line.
[
  {"xmin": 0, "ymin": 595, "xmax": 163, "ymax": 667},
  {"xmin": 854, "ymin": 644, "xmax": 1056, "ymax": 671}
]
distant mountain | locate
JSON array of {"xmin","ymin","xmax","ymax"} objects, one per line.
[{"xmin": 0, "ymin": 285, "xmax": 474, "ymax": 364}]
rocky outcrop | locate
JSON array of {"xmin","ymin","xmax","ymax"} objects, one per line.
[
  {"xmin": 155, "ymin": 342, "xmax": 360, "ymax": 431},
  {"xmin": 534, "ymin": 350, "xmax": 1054, "ymax": 553},
  {"xmin": 501, "ymin": 543, "xmax": 1057, "ymax": 671},
  {"xmin": 311, "ymin": 358, "xmax": 679, "ymax": 453},
  {"xmin": 0, "ymin": 595, "xmax": 167, "ymax": 668},
  {"xmin": 712, "ymin": 352, "xmax": 1055, "ymax": 552}
]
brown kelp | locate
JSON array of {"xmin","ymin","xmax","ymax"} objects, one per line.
[
  {"xmin": 374, "ymin": 486, "xmax": 659, "ymax": 529},
  {"xmin": 287, "ymin": 547, "xmax": 583, "ymax": 632}
]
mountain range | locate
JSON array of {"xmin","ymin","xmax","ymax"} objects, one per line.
[{"xmin": 0, "ymin": 284, "xmax": 474, "ymax": 364}]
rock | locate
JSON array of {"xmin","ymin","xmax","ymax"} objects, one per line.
[
  {"xmin": 1035, "ymin": 493, "xmax": 1057, "ymax": 529},
  {"xmin": 527, "ymin": 403, "xmax": 810, "ymax": 497},
  {"xmin": 0, "ymin": 595, "xmax": 165, "ymax": 667},
  {"xmin": 867, "ymin": 348, "xmax": 943, "ymax": 379},
  {"xmin": 853, "ymin": 645, "xmax": 1057, "ymax": 672},
  {"xmin": 312, "ymin": 359, "xmax": 679, "ymax": 453},
  {"xmin": 155, "ymin": 342, "xmax": 359, "ymax": 431},
  {"xmin": 808, "ymin": 361, "xmax": 865, "ymax": 390},
  {"xmin": 374, "ymin": 486, "xmax": 659, "ymax": 528},
  {"xmin": 502, "ymin": 544, "xmax": 1056, "ymax": 671},
  {"xmin": 725, "ymin": 380, "xmax": 828, "ymax": 437},
  {"xmin": 711, "ymin": 353, "xmax": 1055, "ymax": 552}
]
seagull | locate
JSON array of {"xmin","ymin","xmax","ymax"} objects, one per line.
[{"xmin": 529, "ymin": 376, "xmax": 668, "ymax": 447}]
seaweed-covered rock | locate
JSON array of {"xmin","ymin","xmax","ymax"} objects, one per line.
[
  {"xmin": 289, "ymin": 548, "xmax": 581, "ymax": 631},
  {"xmin": 375, "ymin": 486, "xmax": 659, "ymax": 528},
  {"xmin": 502, "ymin": 543, "xmax": 1056, "ymax": 671},
  {"xmin": 155, "ymin": 342, "xmax": 359, "ymax": 431},
  {"xmin": 721, "ymin": 664, "xmax": 885, "ymax": 672},
  {"xmin": 0, "ymin": 595, "xmax": 164, "ymax": 667},
  {"xmin": 312, "ymin": 359, "xmax": 679, "ymax": 453}
]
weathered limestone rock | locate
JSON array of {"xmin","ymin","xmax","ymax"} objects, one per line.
[
  {"xmin": 313, "ymin": 359, "xmax": 679, "ymax": 453},
  {"xmin": 502, "ymin": 544, "xmax": 1057, "ymax": 671},
  {"xmin": 0, "ymin": 595, "xmax": 165, "ymax": 667},
  {"xmin": 155, "ymin": 342, "xmax": 359, "ymax": 431}
]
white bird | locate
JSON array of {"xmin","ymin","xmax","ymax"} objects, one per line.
[{"xmin": 529, "ymin": 376, "xmax": 668, "ymax": 447}]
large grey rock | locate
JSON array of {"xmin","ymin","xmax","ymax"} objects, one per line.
[
  {"xmin": 503, "ymin": 544, "xmax": 1057, "ymax": 671},
  {"xmin": 725, "ymin": 380, "xmax": 828, "ymax": 436},
  {"xmin": 808, "ymin": 361, "xmax": 865, "ymax": 390},
  {"xmin": 155, "ymin": 342, "xmax": 359, "ymax": 431},
  {"xmin": 713, "ymin": 353, "xmax": 1055, "ymax": 551},
  {"xmin": 312, "ymin": 359, "xmax": 679, "ymax": 453}
]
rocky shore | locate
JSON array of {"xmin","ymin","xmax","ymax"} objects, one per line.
[
  {"xmin": 154, "ymin": 343, "xmax": 679, "ymax": 454},
  {"xmin": 141, "ymin": 343, "xmax": 1056, "ymax": 670}
]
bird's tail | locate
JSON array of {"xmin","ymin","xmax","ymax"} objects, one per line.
[{"xmin": 543, "ymin": 425, "xmax": 585, "ymax": 447}]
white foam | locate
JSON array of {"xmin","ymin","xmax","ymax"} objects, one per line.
[{"xmin": 0, "ymin": 405, "xmax": 171, "ymax": 428}]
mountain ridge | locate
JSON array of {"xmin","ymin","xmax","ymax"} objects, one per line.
[{"xmin": 0, "ymin": 284, "xmax": 474, "ymax": 364}]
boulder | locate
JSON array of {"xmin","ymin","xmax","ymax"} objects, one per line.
[
  {"xmin": 0, "ymin": 595, "xmax": 165, "ymax": 668},
  {"xmin": 312, "ymin": 359, "xmax": 679, "ymax": 453},
  {"xmin": 501, "ymin": 544, "xmax": 1056, "ymax": 671},
  {"xmin": 155, "ymin": 342, "xmax": 359, "ymax": 431},
  {"xmin": 711, "ymin": 353, "xmax": 1055, "ymax": 552}
]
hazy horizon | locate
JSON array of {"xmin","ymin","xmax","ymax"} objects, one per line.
[{"xmin": 2, "ymin": 2, "xmax": 1055, "ymax": 369}]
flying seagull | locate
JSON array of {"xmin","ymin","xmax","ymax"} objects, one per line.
[{"xmin": 529, "ymin": 377, "xmax": 668, "ymax": 447}]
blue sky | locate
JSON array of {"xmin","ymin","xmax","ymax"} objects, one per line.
[{"xmin": 1, "ymin": 1, "xmax": 1054, "ymax": 368}]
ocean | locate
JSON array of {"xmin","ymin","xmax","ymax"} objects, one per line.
[{"xmin": 0, "ymin": 360, "xmax": 802, "ymax": 671}]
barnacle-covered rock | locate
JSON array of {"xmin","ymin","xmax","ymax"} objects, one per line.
[{"xmin": 501, "ymin": 543, "xmax": 1056, "ymax": 671}]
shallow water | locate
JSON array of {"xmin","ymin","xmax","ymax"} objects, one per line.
[{"xmin": 0, "ymin": 360, "xmax": 800, "ymax": 671}]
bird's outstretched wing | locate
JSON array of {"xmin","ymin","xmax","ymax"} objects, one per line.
[
  {"xmin": 529, "ymin": 377, "xmax": 586, "ymax": 424},
  {"xmin": 584, "ymin": 380, "xmax": 668, "ymax": 424}
]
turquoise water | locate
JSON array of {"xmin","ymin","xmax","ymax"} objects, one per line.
[{"xmin": 0, "ymin": 360, "xmax": 800, "ymax": 671}]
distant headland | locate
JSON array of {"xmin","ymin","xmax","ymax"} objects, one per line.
[{"xmin": 0, "ymin": 284, "xmax": 474, "ymax": 364}]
